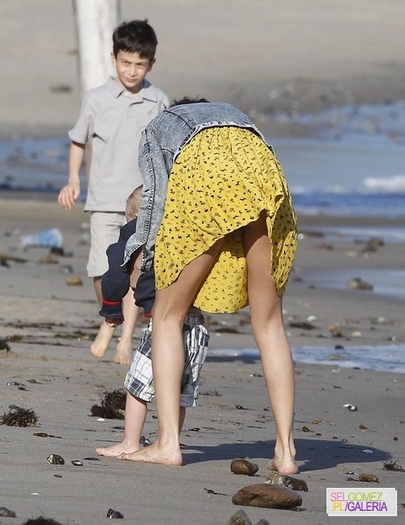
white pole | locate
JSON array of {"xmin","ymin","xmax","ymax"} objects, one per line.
[{"xmin": 73, "ymin": 0, "xmax": 120, "ymax": 94}]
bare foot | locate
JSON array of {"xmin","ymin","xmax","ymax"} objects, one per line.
[
  {"xmin": 90, "ymin": 321, "xmax": 115, "ymax": 358},
  {"xmin": 268, "ymin": 456, "xmax": 299, "ymax": 475},
  {"xmin": 96, "ymin": 441, "xmax": 139, "ymax": 458},
  {"xmin": 114, "ymin": 334, "xmax": 134, "ymax": 365},
  {"xmin": 118, "ymin": 441, "xmax": 182, "ymax": 466},
  {"xmin": 113, "ymin": 350, "xmax": 132, "ymax": 365}
]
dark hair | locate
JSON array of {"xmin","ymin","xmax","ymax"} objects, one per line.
[
  {"xmin": 112, "ymin": 20, "xmax": 157, "ymax": 60},
  {"xmin": 170, "ymin": 96, "xmax": 210, "ymax": 107}
]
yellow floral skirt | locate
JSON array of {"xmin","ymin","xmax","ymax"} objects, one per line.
[{"xmin": 154, "ymin": 126, "xmax": 297, "ymax": 313}]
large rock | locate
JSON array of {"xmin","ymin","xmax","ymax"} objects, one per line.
[{"xmin": 232, "ymin": 483, "xmax": 302, "ymax": 509}]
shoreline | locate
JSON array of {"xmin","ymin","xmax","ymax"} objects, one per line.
[{"xmin": 2, "ymin": 191, "xmax": 405, "ymax": 230}]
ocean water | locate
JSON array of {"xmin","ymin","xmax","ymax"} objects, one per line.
[
  {"xmin": 209, "ymin": 346, "xmax": 405, "ymax": 374},
  {"xmin": 270, "ymin": 101, "xmax": 405, "ymax": 219},
  {"xmin": 0, "ymin": 101, "xmax": 404, "ymax": 217},
  {"xmin": 275, "ymin": 140, "xmax": 405, "ymax": 219},
  {"xmin": 0, "ymin": 136, "xmax": 69, "ymax": 194}
]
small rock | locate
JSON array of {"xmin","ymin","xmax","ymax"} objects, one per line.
[
  {"xmin": 362, "ymin": 237, "xmax": 384, "ymax": 252},
  {"xmin": 140, "ymin": 435, "xmax": 152, "ymax": 446},
  {"xmin": 47, "ymin": 454, "xmax": 65, "ymax": 465},
  {"xmin": 344, "ymin": 403, "xmax": 358, "ymax": 412},
  {"xmin": 60, "ymin": 264, "xmax": 74, "ymax": 274},
  {"xmin": 346, "ymin": 277, "xmax": 373, "ymax": 291},
  {"xmin": 288, "ymin": 320, "xmax": 316, "ymax": 330},
  {"xmin": 266, "ymin": 470, "xmax": 309, "ymax": 491},
  {"xmin": 232, "ymin": 483, "xmax": 302, "ymax": 509},
  {"xmin": 359, "ymin": 473, "xmax": 379, "ymax": 482},
  {"xmin": 315, "ymin": 242, "xmax": 334, "ymax": 250},
  {"xmin": 0, "ymin": 507, "xmax": 16, "ymax": 517},
  {"xmin": 66, "ymin": 275, "xmax": 83, "ymax": 286},
  {"xmin": 38, "ymin": 254, "xmax": 58, "ymax": 264},
  {"xmin": 50, "ymin": 246, "xmax": 68, "ymax": 256},
  {"xmin": 227, "ymin": 514, "xmax": 269, "ymax": 525},
  {"xmin": 49, "ymin": 83, "xmax": 72, "ymax": 93},
  {"xmin": 106, "ymin": 508, "xmax": 124, "ymax": 519},
  {"xmin": 228, "ymin": 509, "xmax": 252, "ymax": 525},
  {"xmin": 328, "ymin": 324, "xmax": 345, "ymax": 337},
  {"xmin": 231, "ymin": 458, "xmax": 259, "ymax": 476}
]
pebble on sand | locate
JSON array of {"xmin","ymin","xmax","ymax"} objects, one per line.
[
  {"xmin": 228, "ymin": 509, "xmax": 270, "ymax": 525},
  {"xmin": 230, "ymin": 458, "xmax": 259, "ymax": 476},
  {"xmin": 65, "ymin": 275, "xmax": 83, "ymax": 286},
  {"xmin": 266, "ymin": 470, "xmax": 309, "ymax": 491}
]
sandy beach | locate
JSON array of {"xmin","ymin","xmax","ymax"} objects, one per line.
[
  {"xmin": 1, "ymin": 201, "xmax": 404, "ymax": 524},
  {"xmin": 1, "ymin": 1, "xmax": 405, "ymax": 524}
]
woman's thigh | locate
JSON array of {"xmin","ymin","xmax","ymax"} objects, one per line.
[
  {"xmin": 242, "ymin": 212, "xmax": 282, "ymax": 320},
  {"xmin": 153, "ymin": 239, "xmax": 225, "ymax": 319}
]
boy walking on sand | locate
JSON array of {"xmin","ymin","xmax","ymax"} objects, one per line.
[
  {"xmin": 58, "ymin": 20, "xmax": 169, "ymax": 364},
  {"xmin": 95, "ymin": 188, "xmax": 209, "ymax": 458}
]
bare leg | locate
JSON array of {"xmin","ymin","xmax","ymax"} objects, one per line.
[
  {"xmin": 119, "ymin": 406, "xmax": 186, "ymax": 462},
  {"xmin": 125, "ymin": 241, "xmax": 224, "ymax": 465},
  {"xmin": 243, "ymin": 212, "xmax": 298, "ymax": 474},
  {"xmin": 96, "ymin": 391, "xmax": 147, "ymax": 457},
  {"xmin": 93, "ymin": 276, "xmax": 102, "ymax": 305},
  {"xmin": 91, "ymin": 320, "xmax": 116, "ymax": 358},
  {"xmin": 90, "ymin": 275, "xmax": 118, "ymax": 359},
  {"xmin": 114, "ymin": 289, "xmax": 140, "ymax": 365}
]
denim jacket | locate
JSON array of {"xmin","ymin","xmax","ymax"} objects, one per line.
[{"xmin": 123, "ymin": 101, "xmax": 272, "ymax": 272}]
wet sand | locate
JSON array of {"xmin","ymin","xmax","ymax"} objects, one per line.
[{"xmin": 1, "ymin": 1, "xmax": 405, "ymax": 523}]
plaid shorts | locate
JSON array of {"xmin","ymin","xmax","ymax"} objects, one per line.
[{"xmin": 124, "ymin": 313, "xmax": 209, "ymax": 407}]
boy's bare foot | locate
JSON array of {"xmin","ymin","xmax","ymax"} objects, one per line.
[
  {"xmin": 113, "ymin": 350, "xmax": 132, "ymax": 365},
  {"xmin": 118, "ymin": 442, "xmax": 182, "ymax": 466},
  {"xmin": 114, "ymin": 335, "xmax": 134, "ymax": 365},
  {"xmin": 96, "ymin": 442, "xmax": 139, "ymax": 458},
  {"xmin": 90, "ymin": 321, "xmax": 115, "ymax": 358}
]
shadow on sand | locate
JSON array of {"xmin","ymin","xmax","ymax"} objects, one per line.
[{"xmin": 182, "ymin": 438, "xmax": 390, "ymax": 472}]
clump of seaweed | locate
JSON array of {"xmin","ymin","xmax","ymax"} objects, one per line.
[
  {"xmin": 382, "ymin": 458, "xmax": 405, "ymax": 472},
  {"xmin": 0, "ymin": 405, "xmax": 38, "ymax": 427},
  {"xmin": 90, "ymin": 389, "xmax": 126, "ymax": 419},
  {"xmin": 22, "ymin": 517, "xmax": 63, "ymax": 525},
  {"xmin": 0, "ymin": 339, "xmax": 11, "ymax": 352}
]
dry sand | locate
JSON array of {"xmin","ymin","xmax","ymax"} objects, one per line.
[{"xmin": 0, "ymin": 1, "xmax": 405, "ymax": 524}]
